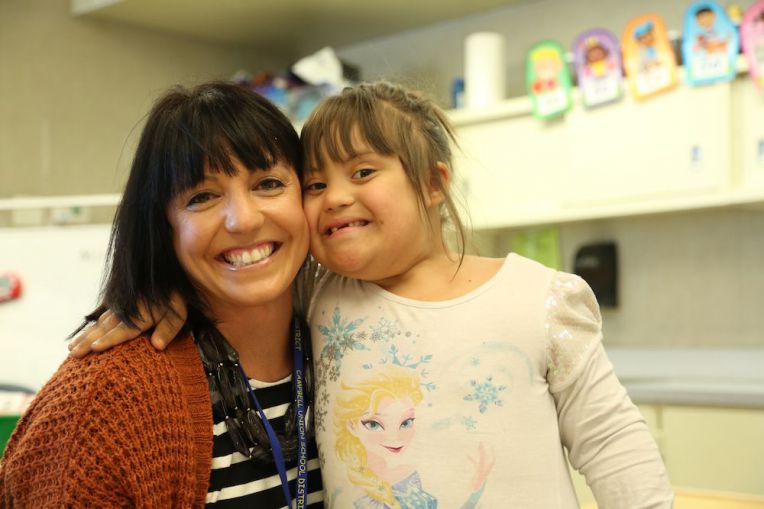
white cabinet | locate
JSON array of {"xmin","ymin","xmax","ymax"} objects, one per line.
[
  {"xmin": 453, "ymin": 103, "xmax": 567, "ymax": 230},
  {"xmin": 734, "ymin": 79, "xmax": 764, "ymax": 191},
  {"xmin": 450, "ymin": 72, "xmax": 764, "ymax": 230},
  {"xmin": 565, "ymin": 83, "xmax": 731, "ymax": 206},
  {"xmin": 662, "ymin": 406, "xmax": 764, "ymax": 497}
]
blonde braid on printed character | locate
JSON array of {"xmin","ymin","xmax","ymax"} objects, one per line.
[{"xmin": 333, "ymin": 364, "xmax": 424, "ymax": 509}]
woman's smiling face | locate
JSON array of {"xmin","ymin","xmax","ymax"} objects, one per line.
[{"xmin": 167, "ymin": 158, "xmax": 309, "ymax": 315}]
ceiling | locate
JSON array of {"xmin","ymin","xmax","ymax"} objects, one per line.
[{"xmin": 71, "ymin": 0, "xmax": 523, "ymax": 56}]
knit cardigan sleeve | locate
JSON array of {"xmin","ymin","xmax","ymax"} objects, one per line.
[{"xmin": 0, "ymin": 336, "xmax": 211, "ymax": 508}]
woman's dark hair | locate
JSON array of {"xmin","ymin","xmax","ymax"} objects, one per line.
[{"xmin": 82, "ymin": 81, "xmax": 302, "ymax": 330}]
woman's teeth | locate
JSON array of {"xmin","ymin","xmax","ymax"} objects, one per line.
[
  {"xmin": 329, "ymin": 220, "xmax": 366, "ymax": 234},
  {"xmin": 223, "ymin": 244, "xmax": 274, "ymax": 267}
]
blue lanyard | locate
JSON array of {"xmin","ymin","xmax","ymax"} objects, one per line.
[{"xmin": 240, "ymin": 317, "xmax": 308, "ymax": 509}]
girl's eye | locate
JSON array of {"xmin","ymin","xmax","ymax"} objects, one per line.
[
  {"xmin": 352, "ymin": 168, "xmax": 375, "ymax": 179},
  {"xmin": 256, "ymin": 177, "xmax": 285, "ymax": 192},
  {"xmin": 361, "ymin": 419, "xmax": 383, "ymax": 432},
  {"xmin": 303, "ymin": 181, "xmax": 326, "ymax": 192},
  {"xmin": 186, "ymin": 191, "xmax": 216, "ymax": 207},
  {"xmin": 400, "ymin": 417, "xmax": 415, "ymax": 430}
]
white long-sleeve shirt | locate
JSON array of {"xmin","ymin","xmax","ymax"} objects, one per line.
[{"xmin": 308, "ymin": 253, "xmax": 673, "ymax": 508}]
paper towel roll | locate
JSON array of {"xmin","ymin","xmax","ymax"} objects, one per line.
[{"xmin": 464, "ymin": 32, "xmax": 506, "ymax": 108}]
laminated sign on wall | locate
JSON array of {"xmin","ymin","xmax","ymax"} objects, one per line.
[
  {"xmin": 622, "ymin": 13, "xmax": 678, "ymax": 100},
  {"xmin": 573, "ymin": 28, "xmax": 623, "ymax": 108},
  {"xmin": 526, "ymin": 40, "xmax": 573, "ymax": 119},
  {"xmin": 682, "ymin": 0, "xmax": 740, "ymax": 86},
  {"xmin": 741, "ymin": 0, "xmax": 764, "ymax": 92}
]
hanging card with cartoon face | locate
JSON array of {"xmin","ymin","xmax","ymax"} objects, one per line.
[
  {"xmin": 526, "ymin": 41, "xmax": 573, "ymax": 119},
  {"xmin": 741, "ymin": 0, "xmax": 764, "ymax": 91},
  {"xmin": 622, "ymin": 14, "xmax": 679, "ymax": 100},
  {"xmin": 682, "ymin": 1, "xmax": 740, "ymax": 85},
  {"xmin": 573, "ymin": 29, "xmax": 623, "ymax": 108}
]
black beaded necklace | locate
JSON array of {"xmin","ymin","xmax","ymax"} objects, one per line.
[{"xmin": 193, "ymin": 316, "xmax": 313, "ymax": 464}]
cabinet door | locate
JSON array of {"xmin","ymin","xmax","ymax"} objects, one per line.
[
  {"xmin": 662, "ymin": 406, "xmax": 764, "ymax": 496},
  {"xmin": 564, "ymin": 83, "xmax": 732, "ymax": 205},
  {"xmin": 454, "ymin": 114, "xmax": 568, "ymax": 230},
  {"xmin": 734, "ymin": 79, "xmax": 764, "ymax": 191}
]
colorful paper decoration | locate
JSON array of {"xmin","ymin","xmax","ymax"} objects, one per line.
[
  {"xmin": 526, "ymin": 41, "xmax": 573, "ymax": 119},
  {"xmin": 573, "ymin": 29, "xmax": 623, "ymax": 108},
  {"xmin": 622, "ymin": 13, "xmax": 679, "ymax": 100},
  {"xmin": 741, "ymin": 0, "xmax": 764, "ymax": 91},
  {"xmin": 682, "ymin": 1, "xmax": 740, "ymax": 86}
]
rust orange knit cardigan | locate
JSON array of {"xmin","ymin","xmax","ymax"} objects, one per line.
[{"xmin": 0, "ymin": 334, "xmax": 212, "ymax": 507}]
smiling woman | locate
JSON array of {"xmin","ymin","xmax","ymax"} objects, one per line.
[
  {"xmin": 168, "ymin": 160, "xmax": 308, "ymax": 316},
  {"xmin": 0, "ymin": 81, "xmax": 323, "ymax": 508}
]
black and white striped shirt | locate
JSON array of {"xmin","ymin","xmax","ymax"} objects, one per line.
[{"xmin": 206, "ymin": 375, "xmax": 324, "ymax": 508}]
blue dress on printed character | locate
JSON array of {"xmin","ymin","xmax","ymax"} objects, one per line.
[{"xmin": 354, "ymin": 472, "xmax": 437, "ymax": 509}]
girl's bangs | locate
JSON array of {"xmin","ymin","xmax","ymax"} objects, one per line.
[{"xmin": 304, "ymin": 99, "xmax": 401, "ymax": 172}]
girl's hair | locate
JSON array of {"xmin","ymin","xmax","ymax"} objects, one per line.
[
  {"xmin": 81, "ymin": 81, "xmax": 302, "ymax": 330},
  {"xmin": 333, "ymin": 365, "xmax": 424, "ymax": 508},
  {"xmin": 300, "ymin": 81, "xmax": 467, "ymax": 260}
]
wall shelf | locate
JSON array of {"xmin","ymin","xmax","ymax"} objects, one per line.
[
  {"xmin": 448, "ymin": 58, "xmax": 764, "ymax": 231},
  {"xmin": 0, "ymin": 194, "xmax": 120, "ymax": 211}
]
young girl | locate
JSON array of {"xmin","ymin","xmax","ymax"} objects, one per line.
[
  {"xmin": 298, "ymin": 82, "xmax": 672, "ymax": 508},
  {"xmin": 72, "ymin": 81, "xmax": 673, "ymax": 508}
]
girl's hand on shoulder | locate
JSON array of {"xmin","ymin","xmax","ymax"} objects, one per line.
[{"xmin": 68, "ymin": 292, "xmax": 187, "ymax": 357}]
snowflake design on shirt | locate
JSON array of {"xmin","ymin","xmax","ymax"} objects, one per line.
[
  {"xmin": 370, "ymin": 317, "xmax": 401, "ymax": 342},
  {"xmin": 365, "ymin": 344, "xmax": 436, "ymax": 392},
  {"xmin": 462, "ymin": 416, "xmax": 477, "ymax": 430},
  {"xmin": 314, "ymin": 387, "xmax": 330, "ymax": 432},
  {"xmin": 313, "ymin": 307, "xmax": 437, "ymax": 430},
  {"xmin": 316, "ymin": 306, "xmax": 367, "ymax": 380},
  {"xmin": 463, "ymin": 376, "xmax": 507, "ymax": 413}
]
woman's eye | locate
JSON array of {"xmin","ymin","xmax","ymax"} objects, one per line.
[
  {"xmin": 400, "ymin": 417, "xmax": 415, "ymax": 430},
  {"xmin": 361, "ymin": 419, "xmax": 383, "ymax": 431},
  {"xmin": 257, "ymin": 177, "xmax": 285, "ymax": 191},
  {"xmin": 352, "ymin": 168, "xmax": 375, "ymax": 179},
  {"xmin": 303, "ymin": 181, "xmax": 326, "ymax": 192},
  {"xmin": 186, "ymin": 191, "xmax": 216, "ymax": 207}
]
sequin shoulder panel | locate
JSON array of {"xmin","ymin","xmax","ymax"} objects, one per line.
[{"xmin": 544, "ymin": 271, "xmax": 603, "ymax": 392}]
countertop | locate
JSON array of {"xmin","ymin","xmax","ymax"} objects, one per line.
[{"xmin": 605, "ymin": 347, "xmax": 764, "ymax": 408}]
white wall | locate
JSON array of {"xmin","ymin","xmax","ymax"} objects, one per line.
[
  {"xmin": 0, "ymin": 225, "xmax": 110, "ymax": 389},
  {"xmin": 480, "ymin": 208, "xmax": 764, "ymax": 347},
  {"xmin": 0, "ymin": 0, "xmax": 290, "ymax": 203}
]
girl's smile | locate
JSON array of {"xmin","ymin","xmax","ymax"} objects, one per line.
[{"xmin": 302, "ymin": 142, "xmax": 443, "ymax": 287}]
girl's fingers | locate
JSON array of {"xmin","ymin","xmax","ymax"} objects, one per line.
[
  {"xmin": 150, "ymin": 314, "xmax": 181, "ymax": 350},
  {"xmin": 69, "ymin": 309, "xmax": 142, "ymax": 357},
  {"xmin": 150, "ymin": 291, "xmax": 188, "ymax": 350},
  {"xmin": 90, "ymin": 321, "xmax": 143, "ymax": 352},
  {"xmin": 69, "ymin": 295, "xmax": 188, "ymax": 356},
  {"xmin": 68, "ymin": 309, "xmax": 120, "ymax": 356}
]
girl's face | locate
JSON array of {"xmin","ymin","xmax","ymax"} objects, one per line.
[
  {"xmin": 167, "ymin": 159, "xmax": 309, "ymax": 315},
  {"xmin": 302, "ymin": 139, "xmax": 442, "ymax": 285},
  {"xmin": 351, "ymin": 397, "xmax": 416, "ymax": 467}
]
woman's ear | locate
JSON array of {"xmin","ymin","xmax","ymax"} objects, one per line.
[{"xmin": 426, "ymin": 162, "xmax": 450, "ymax": 207}]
